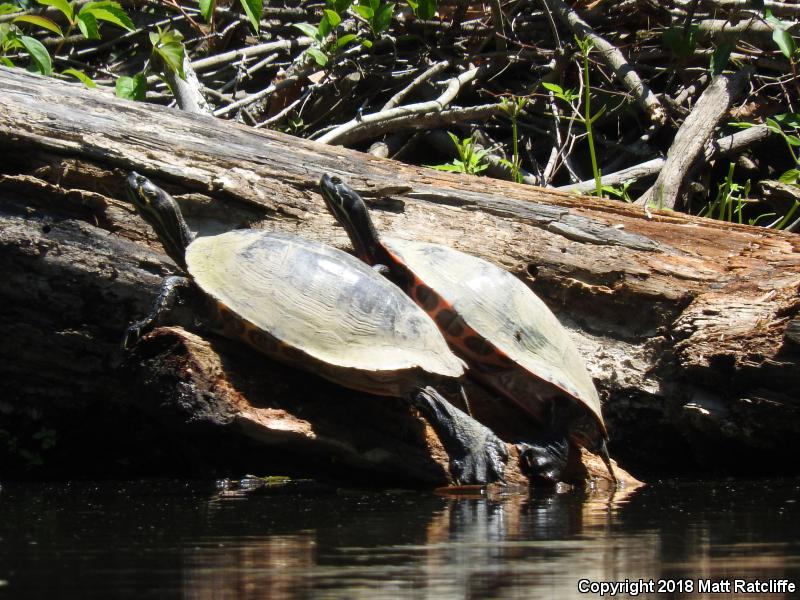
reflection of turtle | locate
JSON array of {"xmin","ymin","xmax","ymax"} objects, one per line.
[
  {"xmin": 123, "ymin": 172, "xmax": 507, "ymax": 484},
  {"xmin": 319, "ymin": 174, "xmax": 614, "ymax": 483}
]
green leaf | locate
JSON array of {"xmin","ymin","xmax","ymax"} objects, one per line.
[
  {"xmin": 79, "ymin": 1, "xmax": 134, "ymax": 31},
  {"xmin": 772, "ymin": 27, "xmax": 796, "ymax": 60},
  {"xmin": 778, "ymin": 169, "xmax": 800, "ymax": 185},
  {"xmin": 199, "ymin": 0, "xmax": 214, "ymax": 22},
  {"xmin": 306, "ymin": 46, "xmax": 328, "ymax": 66},
  {"xmin": 541, "ymin": 81, "xmax": 563, "ymax": 94},
  {"xmin": 293, "ymin": 22, "xmax": 320, "ymax": 40},
  {"xmin": 0, "ymin": 56, "xmax": 14, "ymax": 67},
  {"xmin": 710, "ymin": 43, "xmax": 732, "ymax": 75},
  {"xmin": 324, "ymin": 9, "xmax": 341, "ymax": 27},
  {"xmin": 335, "ymin": 32, "xmax": 357, "ymax": 48},
  {"xmin": 765, "ymin": 117, "xmax": 783, "ymax": 134},
  {"xmin": 36, "ymin": 0, "xmax": 74, "ymax": 22},
  {"xmin": 353, "ymin": 5, "xmax": 373, "ymax": 19},
  {"xmin": 428, "ymin": 163, "xmax": 464, "ymax": 172},
  {"xmin": 76, "ymin": 11, "xmax": 98, "ymax": 39},
  {"xmin": 115, "ymin": 72, "xmax": 146, "ymax": 100},
  {"xmin": 415, "ymin": 0, "xmax": 435, "ymax": 19},
  {"xmin": 727, "ymin": 121, "xmax": 754, "ymax": 129},
  {"xmin": 662, "ymin": 26, "xmax": 697, "ymax": 59},
  {"xmin": 774, "ymin": 113, "xmax": 800, "ymax": 129},
  {"xmin": 0, "ymin": 3, "xmax": 21, "ymax": 16},
  {"xmin": 327, "ymin": 0, "xmax": 353, "ymax": 13},
  {"xmin": 151, "ymin": 28, "xmax": 185, "ymax": 79},
  {"xmin": 0, "ymin": 23, "xmax": 22, "ymax": 48},
  {"xmin": 19, "ymin": 34, "xmax": 51, "ymax": 74},
  {"xmin": 360, "ymin": 38, "xmax": 372, "ymax": 48},
  {"xmin": 13, "ymin": 14, "xmax": 63, "ymax": 36},
  {"xmin": 373, "ymin": 2, "xmax": 393, "ymax": 33},
  {"xmin": 62, "ymin": 67, "xmax": 95, "ymax": 87},
  {"xmin": 238, "ymin": 0, "xmax": 261, "ymax": 32}
]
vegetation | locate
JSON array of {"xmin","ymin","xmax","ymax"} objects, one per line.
[{"xmin": 0, "ymin": 0, "xmax": 798, "ymax": 229}]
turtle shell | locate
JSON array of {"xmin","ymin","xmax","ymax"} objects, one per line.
[
  {"xmin": 381, "ymin": 237, "xmax": 603, "ymax": 428},
  {"xmin": 185, "ymin": 230, "xmax": 464, "ymax": 397}
]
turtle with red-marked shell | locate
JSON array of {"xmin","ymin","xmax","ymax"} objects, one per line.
[
  {"xmin": 319, "ymin": 173, "xmax": 615, "ymax": 484},
  {"xmin": 122, "ymin": 172, "xmax": 508, "ymax": 485}
]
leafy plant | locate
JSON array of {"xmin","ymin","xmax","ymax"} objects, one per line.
[
  {"xmin": 0, "ymin": 0, "xmax": 133, "ymax": 85},
  {"xmin": 596, "ymin": 180, "xmax": 634, "ymax": 202},
  {"xmin": 294, "ymin": 11, "xmax": 355, "ymax": 66},
  {"xmin": 498, "ymin": 96, "xmax": 527, "ymax": 184},
  {"xmin": 662, "ymin": 25, "xmax": 698, "ymax": 60},
  {"xmin": 115, "ymin": 26, "xmax": 187, "ymax": 100},
  {"xmin": 543, "ymin": 37, "xmax": 606, "ymax": 197},
  {"xmin": 352, "ymin": 0, "xmax": 395, "ymax": 40},
  {"xmin": 765, "ymin": 10, "xmax": 799, "ymax": 62},
  {"xmin": 199, "ymin": 0, "xmax": 262, "ymax": 33},
  {"xmin": 730, "ymin": 113, "xmax": 800, "ymax": 186},
  {"xmin": 405, "ymin": 0, "xmax": 436, "ymax": 20},
  {"xmin": 698, "ymin": 163, "xmax": 753, "ymax": 223},
  {"xmin": 428, "ymin": 132, "xmax": 489, "ymax": 175}
]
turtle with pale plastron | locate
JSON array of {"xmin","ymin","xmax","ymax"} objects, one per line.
[
  {"xmin": 319, "ymin": 173, "xmax": 615, "ymax": 484},
  {"xmin": 123, "ymin": 172, "xmax": 507, "ymax": 485}
]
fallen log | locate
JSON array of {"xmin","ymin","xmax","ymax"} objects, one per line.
[{"xmin": 0, "ymin": 67, "xmax": 798, "ymax": 481}]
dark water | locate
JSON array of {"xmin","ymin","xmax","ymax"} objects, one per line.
[{"xmin": 0, "ymin": 479, "xmax": 798, "ymax": 599}]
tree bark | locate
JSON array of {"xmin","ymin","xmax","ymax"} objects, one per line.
[{"xmin": 1, "ymin": 67, "xmax": 798, "ymax": 480}]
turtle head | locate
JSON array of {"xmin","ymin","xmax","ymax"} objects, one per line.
[
  {"xmin": 126, "ymin": 172, "xmax": 194, "ymax": 270},
  {"xmin": 319, "ymin": 174, "xmax": 383, "ymax": 265}
]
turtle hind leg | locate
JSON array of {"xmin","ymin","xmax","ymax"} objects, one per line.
[
  {"xmin": 516, "ymin": 435, "xmax": 570, "ymax": 484},
  {"xmin": 411, "ymin": 386, "xmax": 507, "ymax": 485},
  {"xmin": 123, "ymin": 275, "xmax": 191, "ymax": 349}
]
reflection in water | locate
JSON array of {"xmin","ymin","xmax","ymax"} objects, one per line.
[{"xmin": 0, "ymin": 480, "xmax": 798, "ymax": 599}]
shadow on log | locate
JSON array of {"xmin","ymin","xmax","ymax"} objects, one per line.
[{"xmin": 0, "ymin": 67, "xmax": 798, "ymax": 481}]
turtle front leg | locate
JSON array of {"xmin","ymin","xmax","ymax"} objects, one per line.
[
  {"xmin": 123, "ymin": 275, "xmax": 191, "ymax": 349},
  {"xmin": 411, "ymin": 386, "xmax": 507, "ymax": 485},
  {"xmin": 516, "ymin": 435, "xmax": 570, "ymax": 484}
]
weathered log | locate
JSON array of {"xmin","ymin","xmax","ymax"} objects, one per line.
[{"xmin": 0, "ymin": 67, "xmax": 798, "ymax": 480}]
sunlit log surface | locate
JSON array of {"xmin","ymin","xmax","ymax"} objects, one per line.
[{"xmin": 1, "ymin": 67, "xmax": 798, "ymax": 479}]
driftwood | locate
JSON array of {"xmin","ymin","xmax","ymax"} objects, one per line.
[
  {"xmin": 0, "ymin": 67, "xmax": 799, "ymax": 481},
  {"xmin": 638, "ymin": 69, "xmax": 751, "ymax": 209}
]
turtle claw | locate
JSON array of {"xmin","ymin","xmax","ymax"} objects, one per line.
[
  {"xmin": 517, "ymin": 438, "xmax": 570, "ymax": 484},
  {"xmin": 411, "ymin": 386, "xmax": 507, "ymax": 485},
  {"xmin": 448, "ymin": 428, "xmax": 508, "ymax": 486}
]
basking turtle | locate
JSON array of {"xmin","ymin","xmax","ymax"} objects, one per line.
[
  {"xmin": 123, "ymin": 172, "xmax": 507, "ymax": 485},
  {"xmin": 319, "ymin": 174, "xmax": 615, "ymax": 484}
]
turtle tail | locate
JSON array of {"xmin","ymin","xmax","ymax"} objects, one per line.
[{"xmin": 599, "ymin": 439, "xmax": 618, "ymax": 486}]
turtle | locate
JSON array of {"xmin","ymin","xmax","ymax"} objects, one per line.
[
  {"xmin": 122, "ymin": 171, "xmax": 507, "ymax": 485},
  {"xmin": 319, "ymin": 173, "xmax": 616, "ymax": 484}
]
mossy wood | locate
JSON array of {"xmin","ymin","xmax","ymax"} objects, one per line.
[{"xmin": 0, "ymin": 67, "xmax": 798, "ymax": 479}]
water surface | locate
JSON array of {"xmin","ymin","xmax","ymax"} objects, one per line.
[{"xmin": 0, "ymin": 479, "xmax": 798, "ymax": 598}]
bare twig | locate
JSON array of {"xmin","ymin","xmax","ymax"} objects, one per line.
[
  {"xmin": 316, "ymin": 66, "xmax": 480, "ymax": 145},
  {"xmin": 319, "ymin": 103, "xmax": 505, "ymax": 147},
  {"xmin": 381, "ymin": 61, "xmax": 450, "ymax": 111},
  {"xmin": 192, "ymin": 38, "xmax": 312, "ymax": 73}
]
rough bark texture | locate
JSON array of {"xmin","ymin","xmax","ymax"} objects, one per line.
[
  {"xmin": 1, "ymin": 67, "xmax": 799, "ymax": 481},
  {"xmin": 638, "ymin": 70, "xmax": 751, "ymax": 209}
]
